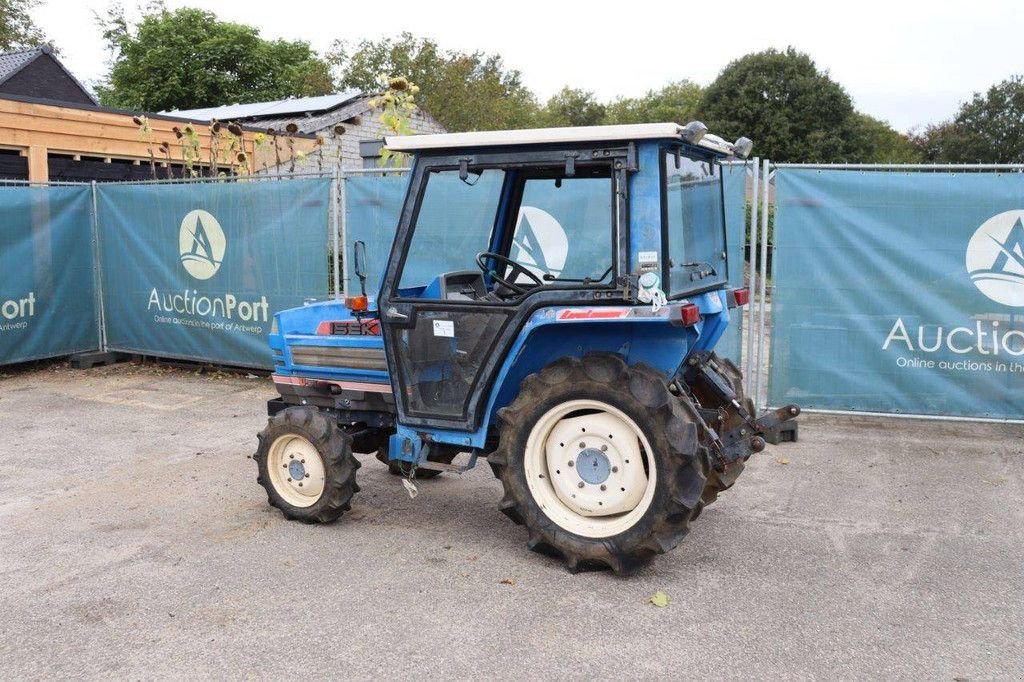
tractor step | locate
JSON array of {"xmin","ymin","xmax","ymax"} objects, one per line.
[{"xmin": 415, "ymin": 451, "xmax": 478, "ymax": 473}]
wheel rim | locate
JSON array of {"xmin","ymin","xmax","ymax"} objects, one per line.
[
  {"xmin": 266, "ymin": 434, "xmax": 326, "ymax": 508},
  {"xmin": 524, "ymin": 399, "xmax": 657, "ymax": 539}
]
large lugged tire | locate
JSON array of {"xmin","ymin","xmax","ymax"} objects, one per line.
[
  {"xmin": 255, "ymin": 406, "xmax": 359, "ymax": 523},
  {"xmin": 489, "ymin": 354, "xmax": 708, "ymax": 574},
  {"xmin": 697, "ymin": 354, "xmax": 750, "ymax": 510}
]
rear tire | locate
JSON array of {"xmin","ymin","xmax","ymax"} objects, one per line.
[
  {"xmin": 255, "ymin": 406, "xmax": 359, "ymax": 524},
  {"xmin": 490, "ymin": 354, "xmax": 707, "ymax": 574}
]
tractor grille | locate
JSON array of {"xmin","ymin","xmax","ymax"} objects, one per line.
[{"xmin": 290, "ymin": 346, "xmax": 387, "ymax": 371}]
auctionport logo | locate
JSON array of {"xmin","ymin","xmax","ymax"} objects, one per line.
[
  {"xmin": 179, "ymin": 209, "xmax": 225, "ymax": 280},
  {"xmin": 966, "ymin": 210, "xmax": 1024, "ymax": 308}
]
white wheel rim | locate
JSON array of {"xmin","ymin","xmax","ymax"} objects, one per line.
[
  {"xmin": 524, "ymin": 399, "xmax": 657, "ymax": 539},
  {"xmin": 266, "ymin": 434, "xmax": 326, "ymax": 508}
]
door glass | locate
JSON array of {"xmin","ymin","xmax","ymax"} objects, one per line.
[
  {"xmin": 399, "ymin": 169, "xmax": 505, "ymax": 291},
  {"xmin": 510, "ymin": 176, "xmax": 613, "ymax": 283},
  {"xmin": 665, "ymin": 154, "xmax": 728, "ymax": 293}
]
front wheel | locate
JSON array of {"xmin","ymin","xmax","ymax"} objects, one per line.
[
  {"xmin": 255, "ymin": 406, "xmax": 359, "ymax": 523},
  {"xmin": 489, "ymin": 354, "xmax": 708, "ymax": 574}
]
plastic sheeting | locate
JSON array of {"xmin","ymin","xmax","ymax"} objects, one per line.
[{"xmin": 770, "ymin": 169, "xmax": 1024, "ymax": 419}]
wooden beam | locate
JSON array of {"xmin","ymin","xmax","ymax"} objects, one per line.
[{"xmin": 27, "ymin": 145, "xmax": 47, "ymax": 182}]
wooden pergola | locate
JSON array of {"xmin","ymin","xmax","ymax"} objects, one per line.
[{"xmin": 0, "ymin": 95, "xmax": 319, "ymax": 182}]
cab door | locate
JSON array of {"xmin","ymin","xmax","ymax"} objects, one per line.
[{"xmin": 378, "ymin": 151, "xmax": 621, "ymax": 432}]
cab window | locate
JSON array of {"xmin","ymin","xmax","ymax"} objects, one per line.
[
  {"xmin": 398, "ymin": 168, "xmax": 505, "ymax": 290},
  {"xmin": 664, "ymin": 152, "xmax": 728, "ymax": 294},
  {"xmin": 509, "ymin": 173, "xmax": 613, "ymax": 284}
]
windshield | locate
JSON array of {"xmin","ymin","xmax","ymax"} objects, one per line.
[
  {"xmin": 399, "ymin": 168, "xmax": 505, "ymax": 290},
  {"xmin": 664, "ymin": 151, "xmax": 728, "ymax": 295}
]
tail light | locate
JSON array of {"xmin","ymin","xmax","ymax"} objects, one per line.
[
  {"xmin": 729, "ymin": 287, "xmax": 750, "ymax": 308},
  {"xmin": 679, "ymin": 303, "xmax": 701, "ymax": 327},
  {"xmin": 345, "ymin": 295, "xmax": 368, "ymax": 312}
]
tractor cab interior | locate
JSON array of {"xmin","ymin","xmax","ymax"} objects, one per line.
[{"xmin": 395, "ymin": 160, "xmax": 615, "ymax": 303}]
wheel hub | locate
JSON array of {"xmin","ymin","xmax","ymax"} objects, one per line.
[
  {"xmin": 536, "ymin": 407, "xmax": 650, "ymax": 520},
  {"xmin": 267, "ymin": 434, "xmax": 326, "ymax": 508},
  {"xmin": 576, "ymin": 448, "xmax": 611, "ymax": 484}
]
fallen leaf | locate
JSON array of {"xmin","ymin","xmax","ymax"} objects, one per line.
[
  {"xmin": 649, "ymin": 591, "xmax": 670, "ymax": 607},
  {"xmin": 468, "ymin": 554, "xmax": 478, "ymax": 561},
  {"xmin": 777, "ymin": 458, "xmax": 790, "ymax": 465},
  {"xmin": 499, "ymin": 577, "xmax": 516, "ymax": 586}
]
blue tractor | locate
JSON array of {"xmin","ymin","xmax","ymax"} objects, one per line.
[{"xmin": 254, "ymin": 122, "xmax": 799, "ymax": 573}]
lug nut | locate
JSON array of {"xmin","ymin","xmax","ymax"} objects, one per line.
[
  {"xmin": 289, "ymin": 454, "xmax": 294, "ymax": 459},
  {"xmin": 612, "ymin": 466, "xmax": 619, "ymax": 473},
  {"xmin": 600, "ymin": 444, "xmax": 608, "ymax": 452},
  {"xmin": 298, "ymin": 482, "xmax": 303, "ymax": 487},
  {"xmin": 300, "ymin": 459, "xmax": 305, "ymax": 464},
  {"xmin": 567, "ymin": 461, "xmax": 574, "ymax": 467},
  {"xmin": 287, "ymin": 477, "xmax": 292, "ymax": 482},
  {"xmin": 282, "ymin": 464, "xmax": 287, "ymax": 468},
  {"xmin": 577, "ymin": 482, "xmax": 585, "ymax": 489},
  {"xmin": 600, "ymin": 484, "xmax": 607, "ymax": 491},
  {"xmin": 305, "ymin": 473, "xmax": 310, "ymax": 478},
  {"xmin": 578, "ymin": 442, "xmax": 585, "ymax": 449}
]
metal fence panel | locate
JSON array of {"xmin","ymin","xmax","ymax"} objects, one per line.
[
  {"xmin": 0, "ymin": 185, "xmax": 98, "ymax": 364},
  {"xmin": 770, "ymin": 168, "xmax": 1024, "ymax": 420},
  {"xmin": 718, "ymin": 162, "xmax": 747, "ymax": 362},
  {"xmin": 96, "ymin": 178, "xmax": 331, "ymax": 369}
]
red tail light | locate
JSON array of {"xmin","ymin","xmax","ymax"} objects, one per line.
[
  {"xmin": 732, "ymin": 288, "xmax": 750, "ymax": 307},
  {"xmin": 679, "ymin": 303, "xmax": 701, "ymax": 327},
  {"xmin": 345, "ymin": 295, "xmax": 368, "ymax": 312}
]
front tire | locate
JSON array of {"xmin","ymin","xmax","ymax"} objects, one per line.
[
  {"xmin": 490, "ymin": 354, "xmax": 708, "ymax": 574},
  {"xmin": 255, "ymin": 406, "xmax": 359, "ymax": 523}
]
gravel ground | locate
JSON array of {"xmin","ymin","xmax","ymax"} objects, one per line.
[{"xmin": 0, "ymin": 361, "xmax": 1021, "ymax": 680}]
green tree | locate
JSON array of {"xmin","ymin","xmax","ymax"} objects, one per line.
[
  {"xmin": 331, "ymin": 33, "xmax": 538, "ymax": 131},
  {"xmin": 912, "ymin": 75, "xmax": 1024, "ymax": 163},
  {"xmin": 538, "ymin": 87, "xmax": 605, "ymax": 127},
  {"xmin": 96, "ymin": 3, "xmax": 334, "ymax": 111},
  {"xmin": 700, "ymin": 47, "xmax": 868, "ymax": 163},
  {"xmin": 851, "ymin": 113, "xmax": 921, "ymax": 163},
  {"xmin": 0, "ymin": 0, "xmax": 48, "ymax": 51},
  {"xmin": 603, "ymin": 80, "xmax": 704, "ymax": 125}
]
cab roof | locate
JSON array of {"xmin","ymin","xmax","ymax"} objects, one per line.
[{"xmin": 384, "ymin": 122, "xmax": 750, "ymax": 158}]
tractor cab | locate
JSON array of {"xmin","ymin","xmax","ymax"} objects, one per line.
[
  {"xmin": 376, "ymin": 123, "xmax": 747, "ymax": 432},
  {"xmin": 257, "ymin": 122, "xmax": 799, "ymax": 574}
]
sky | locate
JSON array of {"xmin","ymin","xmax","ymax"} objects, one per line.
[{"xmin": 31, "ymin": 0, "xmax": 1024, "ymax": 133}]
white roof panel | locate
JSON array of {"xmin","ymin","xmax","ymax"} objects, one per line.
[
  {"xmin": 165, "ymin": 91, "xmax": 363, "ymax": 121},
  {"xmin": 385, "ymin": 122, "xmax": 741, "ymax": 156}
]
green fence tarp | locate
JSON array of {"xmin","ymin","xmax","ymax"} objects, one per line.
[
  {"xmin": 0, "ymin": 186, "xmax": 98, "ymax": 364},
  {"xmin": 96, "ymin": 179, "xmax": 331, "ymax": 369},
  {"xmin": 770, "ymin": 169, "xmax": 1024, "ymax": 419}
]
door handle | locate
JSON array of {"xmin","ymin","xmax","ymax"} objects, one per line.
[{"xmin": 385, "ymin": 306, "xmax": 408, "ymax": 320}]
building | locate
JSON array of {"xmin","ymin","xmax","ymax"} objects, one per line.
[
  {"xmin": 170, "ymin": 91, "xmax": 446, "ymax": 172},
  {"xmin": 0, "ymin": 46, "xmax": 316, "ymax": 183}
]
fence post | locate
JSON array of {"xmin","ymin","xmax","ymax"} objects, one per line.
[
  {"xmin": 338, "ymin": 169, "xmax": 349, "ymax": 299},
  {"xmin": 754, "ymin": 160, "xmax": 771, "ymax": 409},
  {"xmin": 89, "ymin": 180, "xmax": 108, "ymax": 351},
  {"xmin": 331, "ymin": 169, "xmax": 341, "ymax": 298},
  {"xmin": 745, "ymin": 158, "xmax": 760, "ymax": 397}
]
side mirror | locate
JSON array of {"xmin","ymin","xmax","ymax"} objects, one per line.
[{"xmin": 353, "ymin": 240, "xmax": 368, "ymax": 298}]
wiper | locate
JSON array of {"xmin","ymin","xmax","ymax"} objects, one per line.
[{"xmin": 542, "ymin": 265, "xmax": 613, "ymax": 284}]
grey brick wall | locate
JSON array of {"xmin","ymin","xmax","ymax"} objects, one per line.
[{"xmin": 265, "ymin": 104, "xmax": 446, "ymax": 175}]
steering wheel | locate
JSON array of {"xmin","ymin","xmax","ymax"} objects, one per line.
[{"xmin": 475, "ymin": 251, "xmax": 543, "ymax": 295}]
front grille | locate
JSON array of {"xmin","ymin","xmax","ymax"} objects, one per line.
[{"xmin": 290, "ymin": 346, "xmax": 387, "ymax": 371}]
